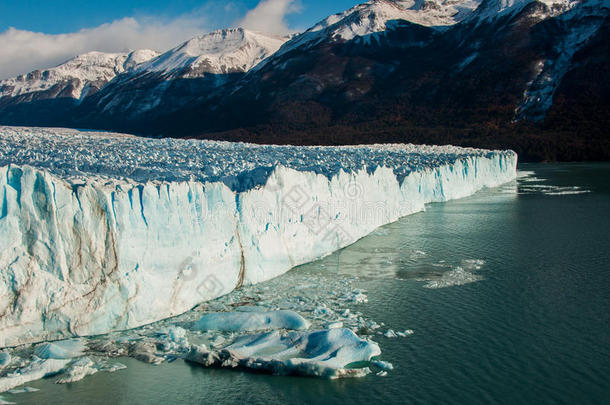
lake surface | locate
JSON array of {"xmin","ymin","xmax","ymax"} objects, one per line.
[{"xmin": 5, "ymin": 163, "xmax": 609, "ymax": 404}]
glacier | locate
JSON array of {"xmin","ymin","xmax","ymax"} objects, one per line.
[{"xmin": 0, "ymin": 126, "xmax": 517, "ymax": 349}]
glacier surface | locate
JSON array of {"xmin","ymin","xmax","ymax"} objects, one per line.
[{"xmin": 0, "ymin": 126, "xmax": 517, "ymax": 348}]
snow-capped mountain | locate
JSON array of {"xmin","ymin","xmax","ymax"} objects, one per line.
[
  {"xmin": 0, "ymin": 28, "xmax": 286, "ymax": 105},
  {"xmin": 274, "ymin": 0, "xmax": 481, "ymax": 57},
  {"xmin": 313, "ymin": 0, "xmax": 481, "ymax": 36},
  {"xmin": 0, "ymin": 0, "xmax": 608, "ymax": 161},
  {"xmin": 0, "ymin": 28, "xmax": 289, "ymax": 124},
  {"xmin": 133, "ymin": 28, "xmax": 289, "ymax": 78},
  {"xmin": 76, "ymin": 28, "xmax": 289, "ymax": 120},
  {"xmin": 471, "ymin": 0, "xmax": 582, "ymax": 21},
  {"xmin": 0, "ymin": 50, "xmax": 159, "ymax": 101},
  {"xmin": 146, "ymin": 0, "xmax": 606, "ymax": 160}
]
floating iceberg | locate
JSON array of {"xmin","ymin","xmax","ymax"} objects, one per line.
[
  {"xmin": 0, "ymin": 339, "xmax": 88, "ymax": 392},
  {"xmin": 0, "ymin": 358, "xmax": 69, "ymax": 393},
  {"xmin": 54, "ymin": 357, "xmax": 98, "ymax": 384},
  {"xmin": 0, "ymin": 126, "xmax": 517, "ymax": 348},
  {"xmin": 52, "ymin": 357, "xmax": 127, "ymax": 385},
  {"xmin": 186, "ymin": 328, "xmax": 381, "ymax": 378},
  {"xmin": 33, "ymin": 339, "xmax": 86, "ymax": 360},
  {"xmin": 6, "ymin": 386, "xmax": 39, "ymax": 394},
  {"xmin": 371, "ymin": 360, "xmax": 394, "ymax": 371},
  {"xmin": 195, "ymin": 310, "xmax": 310, "ymax": 332},
  {"xmin": 423, "ymin": 259, "xmax": 486, "ymax": 289},
  {"xmin": 0, "ymin": 354, "xmax": 9, "ymax": 369}
]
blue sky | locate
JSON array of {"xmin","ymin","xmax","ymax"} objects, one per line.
[
  {"xmin": 0, "ymin": 0, "xmax": 362, "ymax": 79},
  {"xmin": 0, "ymin": 0, "xmax": 360, "ymax": 34}
]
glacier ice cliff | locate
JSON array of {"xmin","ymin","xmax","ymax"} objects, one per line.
[{"xmin": 0, "ymin": 126, "xmax": 517, "ymax": 348}]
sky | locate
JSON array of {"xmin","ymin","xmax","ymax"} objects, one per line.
[{"xmin": 0, "ymin": 0, "xmax": 362, "ymax": 79}]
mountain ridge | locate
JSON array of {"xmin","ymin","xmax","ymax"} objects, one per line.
[{"xmin": 0, "ymin": 0, "xmax": 608, "ymax": 161}]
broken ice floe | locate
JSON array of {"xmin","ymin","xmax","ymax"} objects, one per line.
[
  {"xmin": 34, "ymin": 339, "xmax": 86, "ymax": 360},
  {"xmin": 6, "ymin": 387, "xmax": 39, "ymax": 394},
  {"xmin": 0, "ymin": 279, "xmax": 398, "ymax": 392},
  {"xmin": 0, "ymin": 354, "xmax": 9, "ymax": 370},
  {"xmin": 371, "ymin": 360, "xmax": 394, "ymax": 371},
  {"xmin": 501, "ymin": 171, "xmax": 592, "ymax": 196},
  {"xmin": 420, "ymin": 259, "xmax": 486, "ymax": 289},
  {"xmin": 0, "ymin": 342, "xmax": 127, "ymax": 393},
  {"xmin": 382, "ymin": 329, "xmax": 414, "ymax": 338},
  {"xmin": 0, "ymin": 358, "xmax": 70, "ymax": 393},
  {"xmin": 186, "ymin": 328, "xmax": 381, "ymax": 378}
]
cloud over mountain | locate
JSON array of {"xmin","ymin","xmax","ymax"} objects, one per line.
[
  {"xmin": 238, "ymin": 0, "xmax": 302, "ymax": 34},
  {"xmin": 0, "ymin": 0, "xmax": 302, "ymax": 79}
]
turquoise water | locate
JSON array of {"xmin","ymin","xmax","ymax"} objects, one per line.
[{"xmin": 4, "ymin": 163, "xmax": 610, "ymax": 404}]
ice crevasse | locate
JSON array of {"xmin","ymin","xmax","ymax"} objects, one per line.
[{"xmin": 0, "ymin": 127, "xmax": 517, "ymax": 348}]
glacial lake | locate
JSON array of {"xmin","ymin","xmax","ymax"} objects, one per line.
[{"xmin": 4, "ymin": 163, "xmax": 609, "ymax": 404}]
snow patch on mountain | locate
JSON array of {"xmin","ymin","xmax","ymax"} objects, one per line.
[
  {"xmin": 472, "ymin": 0, "xmax": 582, "ymax": 21},
  {"xmin": 0, "ymin": 51, "xmax": 159, "ymax": 100},
  {"xmin": 515, "ymin": 1, "xmax": 609, "ymax": 121}
]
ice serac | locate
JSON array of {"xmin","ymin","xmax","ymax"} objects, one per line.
[{"xmin": 0, "ymin": 127, "xmax": 517, "ymax": 348}]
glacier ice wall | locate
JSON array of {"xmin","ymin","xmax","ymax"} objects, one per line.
[{"xmin": 0, "ymin": 127, "xmax": 517, "ymax": 348}]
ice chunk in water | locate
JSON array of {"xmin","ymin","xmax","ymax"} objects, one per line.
[
  {"xmin": 6, "ymin": 387, "xmax": 39, "ymax": 394},
  {"xmin": 195, "ymin": 310, "xmax": 310, "ymax": 332},
  {"xmin": 371, "ymin": 360, "xmax": 394, "ymax": 371},
  {"xmin": 33, "ymin": 339, "xmax": 86, "ymax": 359},
  {"xmin": 55, "ymin": 357, "xmax": 98, "ymax": 384},
  {"xmin": 187, "ymin": 328, "xmax": 381, "ymax": 378},
  {"xmin": 424, "ymin": 267, "xmax": 483, "ymax": 289},
  {"xmin": 0, "ymin": 353, "xmax": 9, "ymax": 369},
  {"xmin": 384, "ymin": 330, "xmax": 398, "ymax": 338},
  {"xmin": 167, "ymin": 326, "xmax": 187, "ymax": 343},
  {"xmin": 0, "ymin": 358, "xmax": 70, "ymax": 393}
]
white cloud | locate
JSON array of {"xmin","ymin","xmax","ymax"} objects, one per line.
[
  {"xmin": 0, "ymin": 16, "xmax": 209, "ymax": 79},
  {"xmin": 237, "ymin": 0, "xmax": 302, "ymax": 35}
]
